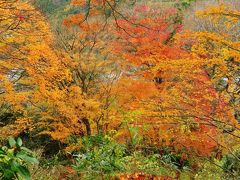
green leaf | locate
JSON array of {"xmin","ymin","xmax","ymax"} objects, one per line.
[
  {"xmin": 0, "ymin": 149, "xmax": 6, "ymax": 154},
  {"xmin": 0, "ymin": 162, "xmax": 14, "ymax": 179},
  {"xmin": 20, "ymin": 147, "xmax": 34, "ymax": 154},
  {"xmin": 8, "ymin": 137, "xmax": 16, "ymax": 147},
  {"xmin": 10, "ymin": 159, "xmax": 20, "ymax": 171},
  {"xmin": 0, "ymin": 162, "xmax": 9, "ymax": 171},
  {"xmin": 1, "ymin": 146, "xmax": 8, "ymax": 152},
  {"xmin": 105, "ymin": 9, "xmax": 112, "ymax": 18},
  {"xmin": 15, "ymin": 165, "xmax": 31, "ymax": 180},
  {"xmin": 17, "ymin": 138, "xmax": 23, "ymax": 147},
  {"xmin": 3, "ymin": 168, "xmax": 15, "ymax": 179},
  {"xmin": 16, "ymin": 152, "xmax": 39, "ymax": 164}
]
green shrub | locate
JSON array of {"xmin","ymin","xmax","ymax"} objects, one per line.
[
  {"xmin": 73, "ymin": 135, "xmax": 184, "ymax": 179},
  {"xmin": 121, "ymin": 151, "xmax": 176, "ymax": 177},
  {"xmin": 0, "ymin": 137, "xmax": 38, "ymax": 180},
  {"xmin": 73, "ymin": 135, "xmax": 126, "ymax": 180},
  {"xmin": 222, "ymin": 150, "xmax": 240, "ymax": 178}
]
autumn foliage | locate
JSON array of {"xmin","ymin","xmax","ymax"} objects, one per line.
[{"xmin": 0, "ymin": 0, "xmax": 240, "ymax": 179}]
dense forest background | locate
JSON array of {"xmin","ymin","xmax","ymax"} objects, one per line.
[{"xmin": 0, "ymin": 0, "xmax": 240, "ymax": 179}]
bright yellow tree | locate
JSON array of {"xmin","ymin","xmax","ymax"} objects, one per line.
[{"xmin": 0, "ymin": 0, "xmax": 99, "ymax": 141}]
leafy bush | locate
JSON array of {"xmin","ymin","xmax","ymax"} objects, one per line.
[
  {"xmin": 222, "ymin": 150, "xmax": 240, "ymax": 178},
  {"xmin": 0, "ymin": 137, "xmax": 38, "ymax": 180},
  {"xmin": 193, "ymin": 158, "xmax": 224, "ymax": 180},
  {"xmin": 73, "ymin": 135, "xmax": 126, "ymax": 179},
  {"xmin": 121, "ymin": 151, "xmax": 176, "ymax": 177},
  {"xmin": 161, "ymin": 152, "xmax": 190, "ymax": 170},
  {"xmin": 73, "ymin": 135, "xmax": 185, "ymax": 179}
]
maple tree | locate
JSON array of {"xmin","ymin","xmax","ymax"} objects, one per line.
[
  {"xmin": 0, "ymin": 0, "xmax": 99, "ymax": 141},
  {"xmin": 0, "ymin": 0, "xmax": 240, "ymax": 179},
  {"xmin": 104, "ymin": 2, "xmax": 239, "ymax": 156},
  {"xmin": 58, "ymin": 9, "xmax": 125, "ymax": 136},
  {"xmin": 0, "ymin": 0, "xmax": 55, "ymax": 138},
  {"xmin": 191, "ymin": 4, "xmax": 240, "ymax": 123},
  {"xmin": 55, "ymin": 0, "xmax": 240, "ymax": 157}
]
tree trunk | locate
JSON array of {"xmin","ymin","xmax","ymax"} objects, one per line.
[{"xmin": 82, "ymin": 118, "xmax": 91, "ymax": 136}]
